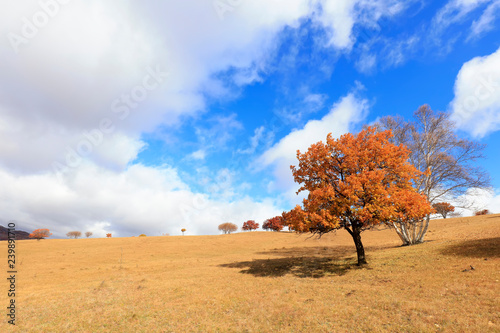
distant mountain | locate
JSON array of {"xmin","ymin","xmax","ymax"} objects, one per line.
[{"xmin": 0, "ymin": 225, "xmax": 31, "ymax": 241}]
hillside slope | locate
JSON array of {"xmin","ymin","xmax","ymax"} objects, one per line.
[{"xmin": 1, "ymin": 214, "xmax": 498, "ymax": 332}]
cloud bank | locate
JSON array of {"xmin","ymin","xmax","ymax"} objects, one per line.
[{"xmin": 450, "ymin": 47, "xmax": 500, "ymax": 137}]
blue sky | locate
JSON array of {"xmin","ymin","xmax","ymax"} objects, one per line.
[{"xmin": 0, "ymin": 0, "xmax": 499, "ymax": 237}]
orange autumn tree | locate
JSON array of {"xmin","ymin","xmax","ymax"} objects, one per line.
[
  {"xmin": 283, "ymin": 127, "xmax": 433, "ymax": 265},
  {"xmin": 218, "ymin": 222, "xmax": 238, "ymax": 234},
  {"xmin": 262, "ymin": 216, "xmax": 285, "ymax": 232},
  {"xmin": 29, "ymin": 228, "xmax": 52, "ymax": 241},
  {"xmin": 432, "ymin": 202, "xmax": 455, "ymax": 219},
  {"xmin": 242, "ymin": 220, "xmax": 259, "ymax": 231}
]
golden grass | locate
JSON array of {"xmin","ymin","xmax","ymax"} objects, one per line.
[{"xmin": 1, "ymin": 215, "xmax": 499, "ymax": 332}]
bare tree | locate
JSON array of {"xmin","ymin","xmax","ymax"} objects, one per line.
[
  {"xmin": 371, "ymin": 105, "xmax": 490, "ymax": 245},
  {"xmin": 67, "ymin": 231, "xmax": 82, "ymax": 239},
  {"xmin": 448, "ymin": 211, "xmax": 462, "ymax": 218},
  {"xmin": 218, "ymin": 222, "xmax": 238, "ymax": 234},
  {"xmin": 85, "ymin": 231, "xmax": 93, "ymax": 238}
]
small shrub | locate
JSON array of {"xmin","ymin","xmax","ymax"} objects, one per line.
[
  {"xmin": 106, "ymin": 233, "xmax": 112, "ymax": 238},
  {"xmin": 475, "ymin": 209, "xmax": 490, "ymax": 216},
  {"xmin": 139, "ymin": 234, "xmax": 146, "ymax": 237}
]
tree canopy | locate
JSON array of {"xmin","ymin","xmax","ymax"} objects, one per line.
[
  {"xmin": 66, "ymin": 231, "xmax": 82, "ymax": 239},
  {"xmin": 371, "ymin": 105, "xmax": 490, "ymax": 244},
  {"xmin": 283, "ymin": 127, "xmax": 433, "ymax": 265},
  {"xmin": 262, "ymin": 216, "xmax": 285, "ymax": 232},
  {"xmin": 218, "ymin": 222, "xmax": 238, "ymax": 234},
  {"xmin": 432, "ymin": 202, "xmax": 455, "ymax": 219},
  {"xmin": 29, "ymin": 229, "xmax": 52, "ymax": 241},
  {"xmin": 242, "ymin": 220, "xmax": 259, "ymax": 231}
]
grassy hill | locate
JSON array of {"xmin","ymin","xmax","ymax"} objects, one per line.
[{"xmin": 1, "ymin": 215, "xmax": 499, "ymax": 332}]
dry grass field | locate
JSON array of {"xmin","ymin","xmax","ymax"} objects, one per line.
[{"xmin": 1, "ymin": 214, "xmax": 499, "ymax": 332}]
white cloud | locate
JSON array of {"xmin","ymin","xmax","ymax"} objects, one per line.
[
  {"xmin": 383, "ymin": 35, "xmax": 420, "ymax": 68},
  {"xmin": 0, "ymin": 1, "xmax": 409, "ymax": 235},
  {"xmin": 315, "ymin": 0, "xmax": 357, "ymax": 49},
  {"xmin": 238, "ymin": 126, "xmax": 268, "ymax": 155},
  {"xmin": 433, "ymin": 0, "xmax": 491, "ymax": 29},
  {"xmin": 0, "ymin": 0, "xmax": 408, "ymax": 173},
  {"xmin": 450, "ymin": 47, "xmax": 500, "ymax": 137},
  {"xmin": 356, "ymin": 52, "xmax": 377, "ymax": 73},
  {"xmin": 303, "ymin": 93, "xmax": 328, "ymax": 110},
  {"xmin": 469, "ymin": 0, "xmax": 500, "ymax": 39},
  {"xmin": 194, "ymin": 113, "xmax": 243, "ymax": 156},
  {"xmin": 0, "ymin": 163, "xmax": 283, "ymax": 237},
  {"xmin": 92, "ymin": 134, "xmax": 147, "ymax": 170},
  {"xmin": 452, "ymin": 187, "xmax": 500, "ymax": 216},
  {"xmin": 0, "ymin": 111, "xmax": 146, "ymax": 173},
  {"xmin": 274, "ymin": 89, "xmax": 328, "ymax": 125},
  {"xmin": 189, "ymin": 150, "xmax": 206, "ymax": 161},
  {"xmin": 431, "ymin": 0, "xmax": 500, "ymax": 44},
  {"xmin": 259, "ymin": 93, "xmax": 369, "ymax": 191}
]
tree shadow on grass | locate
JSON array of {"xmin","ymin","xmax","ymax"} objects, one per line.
[
  {"xmin": 440, "ymin": 237, "xmax": 500, "ymax": 258},
  {"xmin": 220, "ymin": 246, "xmax": 361, "ymax": 278},
  {"xmin": 256, "ymin": 245, "xmax": 354, "ymax": 258}
]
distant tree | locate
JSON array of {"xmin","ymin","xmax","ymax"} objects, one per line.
[
  {"xmin": 85, "ymin": 231, "xmax": 93, "ymax": 238},
  {"xmin": 106, "ymin": 233, "xmax": 112, "ymax": 238},
  {"xmin": 283, "ymin": 127, "xmax": 433, "ymax": 265},
  {"xmin": 139, "ymin": 234, "xmax": 146, "ymax": 237},
  {"xmin": 181, "ymin": 228, "xmax": 186, "ymax": 236},
  {"xmin": 262, "ymin": 216, "xmax": 284, "ymax": 232},
  {"xmin": 432, "ymin": 202, "xmax": 455, "ymax": 219},
  {"xmin": 66, "ymin": 231, "xmax": 82, "ymax": 239},
  {"xmin": 218, "ymin": 223, "xmax": 238, "ymax": 234},
  {"xmin": 242, "ymin": 220, "xmax": 259, "ymax": 231},
  {"xmin": 370, "ymin": 106, "xmax": 490, "ymax": 244},
  {"xmin": 29, "ymin": 229, "xmax": 52, "ymax": 241},
  {"xmin": 475, "ymin": 209, "xmax": 490, "ymax": 216}
]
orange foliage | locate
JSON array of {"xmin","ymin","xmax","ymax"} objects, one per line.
[
  {"xmin": 106, "ymin": 233, "xmax": 112, "ymax": 238},
  {"xmin": 29, "ymin": 228, "xmax": 52, "ymax": 240},
  {"xmin": 283, "ymin": 127, "xmax": 433, "ymax": 265},
  {"xmin": 218, "ymin": 223, "xmax": 238, "ymax": 234},
  {"xmin": 432, "ymin": 202, "xmax": 455, "ymax": 219},
  {"xmin": 262, "ymin": 216, "xmax": 284, "ymax": 232},
  {"xmin": 475, "ymin": 209, "xmax": 490, "ymax": 216},
  {"xmin": 242, "ymin": 220, "xmax": 259, "ymax": 231}
]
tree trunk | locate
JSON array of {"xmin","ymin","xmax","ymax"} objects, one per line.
[
  {"xmin": 391, "ymin": 222, "xmax": 408, "ymax": 245},
  {"xmin": 347, "ymin": 227, "xmax": 367, "ymax": 265},
  {"xmin": 415, "ymin": 215, "xmax": 430, "ymax": 243}
]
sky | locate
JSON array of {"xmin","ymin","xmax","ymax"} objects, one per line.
[{"xmin": 0, "ymin": 0, "xmax": 499, "ymax": 238}]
